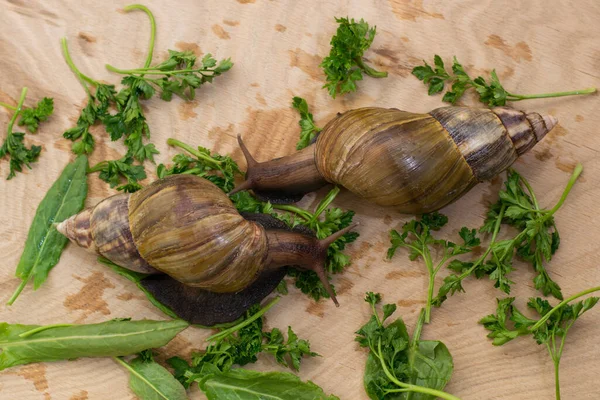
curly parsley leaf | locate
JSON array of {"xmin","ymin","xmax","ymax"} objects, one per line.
[
  {"xmin": 0, "ymin": 88, "xmax": 43, "ymax": 179},
  {"xmin": 88, "ymin": 155, "xmax": 146, "ymax": 193},
  {"xmin": 480, "ymin": 288, "xmax": 600, "ymax": 399},
  {"xmin": 387, "ymin": 212, "xmax": 478, "ymax": 323},
  {"xmin": 17, "ymin": 97, "xmax": 54, "ymax": 133},
  {"xmin": 413, "ymin": 55, "xmax": 596, "ymax": 106},
  {"xmin": 292, "ymin": 97, "xmax": 322, "ymax": 150},
  {"xmin": 321, "ymin": 17, "xmax": 387, "ymax": 98}
]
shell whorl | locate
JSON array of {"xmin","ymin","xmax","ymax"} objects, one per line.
[{"xmin": 127, "ymin": 174, "xmax": 269, "ymax": 292}]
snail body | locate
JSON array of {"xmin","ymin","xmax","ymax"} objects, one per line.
[
  {"xmin": 233, "ymin": 106, "xmax": 556, "ymax": 213},
  {"xmin": 59, "ymin": 174, "xmax": 353, "ymax": 305}
]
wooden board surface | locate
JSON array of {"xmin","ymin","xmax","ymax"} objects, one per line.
[{"xmin": 1, "ymin": 0, "xmax": 599, "ymax": 398}]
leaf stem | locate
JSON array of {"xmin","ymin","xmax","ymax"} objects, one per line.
[
  {"xmin": 507, "ymin": 87, "xmax": 596, "ymax": 101},
  {"xmin": 7, "ymin": 277, "xmax": 29, "ymax": 306},
  {"xmin": 113, "ymin": 356, "xmax": 170, "ymax": 400},
  {"xmin": 105, "ymin": 64, "xmax": 212, "ymax": 76},
  {"xmin": 19, "ymin": 323, "xmax": 74, "ymax": 338},
  {"xmin": 0, "ymin": 101, "xmax": 17, "ymax": 111},
  {"xmin": 166, "ymin": 138, "xmax": 222, "ymax": 167},
  {"xmin": 60, "ymin": 38, "xmax": 98, "ymax": 94},
  {"xmin": 354, "ymin": 57, "xmax": 388, "ymax": 78},
  {"xmin": 124, "ymin": 4, "xmax": 156, "ymax": 68},
  {"xmin": 271, "ymin": 204, "xmax": 313, "ymax": 221},
  {"xmin": 529, "ymin": 286, "xmax": 600, "ymax": 331},
  {"xmin": 546, "ymin": 163, "xmax": 583, "ymax": 218},
  {"xmin": 309, "ymin": 186, "xmax": 340, "ymax": 224},
  {"xmin": 6, "ymin": 88, "xmax": 28, "ymax": 149},
  {"xmin": 206, "ymin": 297, "xmax": 280, "ymax": 342}
]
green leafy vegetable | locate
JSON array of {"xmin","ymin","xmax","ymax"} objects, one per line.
[
  {"xmin": 292, "ymin": 97, "xmax": 321, "ymax": 150},
  {"xmin": 7, "ymin": 155, "xmax": 88, "ymax": 305},
  {"xmin": 1, "ymin": 95, "xmax": 54, "ymax": 134},
  {"xmin": 413, "ymin": 55, "xmax": 596, "ymax": 106},
  {"xmin": 356, "ymin": 293, "xmax": 458, "ymax": 400},
  {"xmin": 88, "ymin": 155, "xmax": 147, "ymax": 193},
  {"xmin": 233, "ymin": 186, "xmax": 359, "ymax": 301},
  {"xmin": 0, "ymin": 88, "xmax": 44, "ymax": 179},
  {"xmin": 114, "ymin": 350, "xmax": 188, "ymax": 400},
  {"xmin": 195, "ymin": 367, "xmax": 339, "ymax": 400},
  {"xmin": 435, "ymin": 164, "xmax": 583, "ymax": 306},
  {"xmin": 321, "ymin": 17, "xmax": 387, "ymax": 98},
  {"xmin": 168, "ymin": 297, "xmax": 318, "ymax": 389},
  {"xmin": 480, "ymin": 286, "xmax": 600, "ymax": 400},
  {"xmin": 0, "ymin": 319, "xmax": 188, "ymax": 371},
  {"xmin": 387, "ymin": 212, "xmax": 479, "ymax": 323},
  {"xmin": 98, "ymin": 257, "xmax": 179, "ymax": 319},
  {"xmin": 157, "ymin": 138, "xmax": 242, "ymax": 193}
]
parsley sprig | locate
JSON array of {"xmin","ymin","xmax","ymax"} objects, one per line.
[
  {"xmin": 157, "ymin": 138, "xmax": 242, "ymax": 193},
  {"xmin": 292, "ymin": 97, "xmax": 321, "ymax": 150},
  {"xmin": 87, "ymin": 156, "xmax": 147, "ymax": 193},
  {"xmin": 232, "ymin": 187, "xmax": 359, "ymax": 301},
  {"xmin": 356, "ymin": 293, "xmax": 459, "ymax": 400},
  {"xmin": 413, "ymin": 55, "xmax": 596, "ymax": 106},
  {"xmin": 435, "ymin": 164, "xmax": 583, "ymax": 306},
  {"xmin": 387, "ymin": 212, "xmax": 479, "ymax": 323},
  {"xmin": 0, "ymin": 88, "xmax": 45, "ymax": 179},
  {"xmin": 1, "ymin": 96, "xmax": 54, "ymax": 134},
  {"xmin": 321, "ymin": 17, "xmax": 387, "ymax": 98},
  {"xmin": 167, "ymin": 297, "xmax": 318, "ymax": 388},
  {"xmin": 480, "ymin": 287, "xmax": 600, "ymax": 400}
]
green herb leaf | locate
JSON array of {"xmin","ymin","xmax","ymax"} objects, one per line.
[
  {"xmin": 88, "ymin": 155, "xmax": 147, "ymax": 193},
  {"xmin": 0, "ymin": 319, "xmax": 188, "ymax": 371},
  {"xmin": 320, "ymin": 17, "xmax": 387, "ymax": 98},
  {"xmin": 292, "ymin": 97, "xmax": 322, "ymax": 150},
  {"xmin": 115, "ymin": 350, "xmax": 188, "ymax": 400},
  {"xmin": 18, "ymin": 97, "xmax": 54, "ymax": 133},
  {"xmin": 196, "ymin": 368, "xmax": 339, "ymax": 400},
  {"xmin": 8, "ymin": 155, "xmax": 88, "ymax": 305}
]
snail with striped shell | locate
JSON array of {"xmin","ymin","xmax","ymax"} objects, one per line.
[
  {"xmin": 232, "ymin": 106, "xmax": 557, "ymax": 213},
  {"xmin": 58, "ymin": 174, "xmax": 355, "ymax": 324}
]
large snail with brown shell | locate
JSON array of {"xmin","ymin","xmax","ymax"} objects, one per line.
[
  {"xmin": 58, "ymin": 174, "xmax": 355, "ymax": 325},
  {"xmin": 232, "ymin": 106, "xmax": 557, "ymax": 213}
]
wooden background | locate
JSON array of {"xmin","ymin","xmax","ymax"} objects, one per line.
[{"xmin": 1, "ymin": 0, "xmax": 599, "ymax": 398}]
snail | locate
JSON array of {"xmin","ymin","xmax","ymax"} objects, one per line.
[
  {"xmin": 58, "ymin": 174, "xmax": 356, "ymax": 324},
  {"xmin": 232, "ymin": 106, "xmax": 557, "ymax": 213}
]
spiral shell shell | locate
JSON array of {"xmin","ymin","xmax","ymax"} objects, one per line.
[{"xmin": 314, "ymin": 106, "xmax": 555, "ymax": 213}]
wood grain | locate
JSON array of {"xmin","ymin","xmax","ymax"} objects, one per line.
[{"xmin": 0, "ymin": 0, "xmax": 599, "ymax": 399}]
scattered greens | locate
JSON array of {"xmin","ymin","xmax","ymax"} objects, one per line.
[
  {"xmin": 157, "ymin": 138, "xmax": 241, "ymax": 193},
  {"xmin": 480, "ymin": 286, "xmax": 600, "ymax": 400},
  {"xmin": 8, "ymin": 155, "xmax": 88, "ymax": 305},
  {"xmin": 413, "ymin": 55, "xmax": 597, "ymax": 106},
  {"xmin": 292, "ymin": 96, "xmax": 322, "ymax": 150},
  {"xmin": 0, "ymin": 318, "xmax": 188, "ymax": 371},
  {"xmin": 167, "ymin": 297, "xmax": 317, "ymax": 389},
  {"xmin": 356, "ymin": 293, "xmax": 458, "ymax": 400},
  {"xmin": 435, "ymin": 164, "xmax": 583, "ymax": 307},
  {"xmin": 0, "ymin": 88, "xmax": 53, "ymax": 179},
  {"xmin": 232, "ymin": 186, "xmax": 359, "ymax": 301},
  {"xmin": 387, "ymin": 212, "xmax": 479, "ymax": 323},
  {"xmin": 321, "ymin": 17, "xmax": 387, "ymax": 98},
  {"xmin": 114, "ymin": 350, "xmax": 188, "ymax": 400},
  {"xmin": 61, "ymin": 4, "xmax": 231, "ymax": 192}
]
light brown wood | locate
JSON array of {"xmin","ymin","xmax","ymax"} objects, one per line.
[{"xmin": 1, "ymin": 0, "xmax": 599, "ymax": 399}]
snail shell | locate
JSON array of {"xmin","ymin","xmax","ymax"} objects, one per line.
[{"xmin": 234, "ymin": 106, "xmax": 557, "ymax": 214}]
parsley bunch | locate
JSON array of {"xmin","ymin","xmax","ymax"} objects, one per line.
[
  {"xmin": 292, "ymin": 96, "xmax": 321, "ymax": 150},
  {"xmin": 356, "ymin": 293, "xmax": 459, "ymax": 400},
  {"xmin": 321, "ymin": 17, "xmax": 387, "ymax": 98},
  {"xmin": 435, "ymin": 164, "xmax": 583, "ymax": 306},
  {"xmin": 167, "ymin": 297, "xmax": 318, "ymax": 388},
  {"xmin": 480, "ymin": 286, "xmax": 600, "ymax": 399},
  {"xmin": 387, "ymin": 212, "xmax": 479, "ymax": 323},
  {"xmin": 232, "ymin": 186, "xmax": 359, "ymax": 301},
  {"xmin": 413, "ymin": 55, "xmax": 596, "ymax": 106},
  {"xmin": 157, "ymin": 138, "xmax": 241, "ymax": 193},
  {"xmin": 0, "ymin": 88, "xmax": 53, "ymax": 179}
]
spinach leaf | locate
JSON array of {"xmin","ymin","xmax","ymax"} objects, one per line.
[
  {"xmin": 98, "ymin": 257, "xmax": 179, "ymax": 319},
  {"xmin": 196, "ymin": 367, "xmax": 339, "ymax": 400},
  {"xmin": 8, "ymin": 155, "xmax": 89, "ymax": 305},
  {"xmin": 115, "ymin": 350, "xmax": 188, "ymax": 400},
  {"xmin": 0, "ymin": 319, "xmax": 188, "ymax": 371}
]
